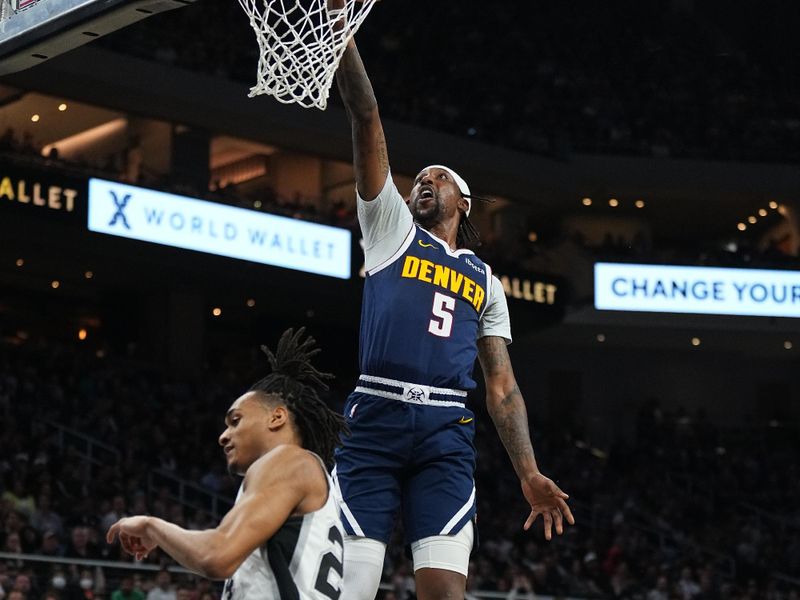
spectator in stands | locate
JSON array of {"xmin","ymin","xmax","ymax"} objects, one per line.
[
  {"xmin": 188, "ymin": 579, "xmax": 213, "ymax": 600},
  {"xmin": 39, "ymin": 530, "xmax": 64, "ymax": 557},
  {"xmin": 100, "ymin": 497, "xmax": 128, "ymax": 534},
  {"xmin": 583, "ymin": 551, "xmax": 613, "ymax": 596},
  {"xmin": 506, "ymin": 570, "xmax": 535, "ymax": 600},
  {"xmin": 648, "ymin": 574, "xmax": 670, "ymax": 600},
  {"xmin": 2, "ymin": 509, "xmax": 21, "ymax": 537},
  {"xmin": 65, "ymin": 527, "xmax": 101, "ymax": 561},
  {"xmin": 48, "ymin": 566, "xmax": 68, "ymax": 596},
  {"xmin": 145, "ymin": 570, "xmax": 174, "ymax": 600},
  {"xmin": 2, "ymin": 532, "xmax": 22, "ymax": 555},
  {"xmin": 198, "ymin": 465, "xmax": 225, "ymax": 494},
  {"xmin": 9, "ymin": 577, "xmax": 30, "ymax": 600},
  {"xmin": 1, "ymin": 478, "xmax": 35, "ymax": 520},
  {"xmin": 567, "ymin": 558, "xmax": 602, "ymax": 597},
  {"xmin": 678, "ymin": 566, "xmax": 701, "ymax": 600},
  {"xmin": 31, "ymin": 494, "xmax": 63, "ymax": 539},
  {"xmin": 73, "ymin": 569, "xmax": 100, "ymax": 600},
  {"xmin": 610, "ymin": 561, "xmax": 636, "ymax": 598},
  {"xmin": 185, "ymin": 510, "xmax": 213, "ymax": 532},
  {"xmin": 110, "ymin": 577, "xmax": 143, "ymax": 600},
  {"xmin": 173, "ymin": 582, "xmax": 192, "ymax": 600},
  {"xmin": 1, "ymin": 338, "xmax": 799, "ymax": 598}
]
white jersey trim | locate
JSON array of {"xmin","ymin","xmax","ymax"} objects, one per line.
[
  {"xmin": 421, "ymin": 227, "xmax": 475, "ymax": 258},
  {"xmin": 354, "ymin": 387, "xmax": 465, "ymax": 408},
  {"xmin": 288, "ymin": 513, "xmax": 313, "ymax": 578},
  {"xmin": 366, "ymin": 223, "xmax": 416, "ymax": 277},
  {"xmin": 478, "ymin": 274, "xmax": 512, "ymax": 344},
  {"xmin": 358, "ymin": 374, "xmax": 468, "ymax": 397},
  {"xmin": 440, "ymin": 485, "xmax": 476, "ymax": 535},
  {"xmin": 479, "ymin": 263, "xmax": 493, "ymax": 320},
  {"xmin": 332, "ymin": 466, "xmax": 364, "ymax": 536},
  {"xmin": 358, "ymin": 172, "xmax": 415, "ymax": 274}
]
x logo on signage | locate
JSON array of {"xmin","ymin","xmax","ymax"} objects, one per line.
[{"xmin": 109, "ymin": 191, "xmax": 132, "ymax": 230}]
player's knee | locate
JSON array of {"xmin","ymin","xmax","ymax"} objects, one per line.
[
  {"xmin": 411, "ymin": 524, "xmax": 472, "ymax": 600},
  {"xmin": 413, "ymin": 568, "xmax": 466, "ymax": 600},
  {"xmin": 410, "ymin": 522, "xmax": 473, "ymax": 576},
  {"xmin": 343, "ymin": 536, "xmax": 385, "ymax": 600}
]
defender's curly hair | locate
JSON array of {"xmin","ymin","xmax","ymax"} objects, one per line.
[{"xmin": 249, "ymin": 328, "xmax": 348, "ymax": 469}]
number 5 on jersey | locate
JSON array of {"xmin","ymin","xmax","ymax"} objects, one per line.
[{"xmin": 429, "ymin": 292, "xmax": 456, "ymax": 337}]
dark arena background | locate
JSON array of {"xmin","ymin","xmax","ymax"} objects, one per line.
[{"xmin": 1, "ymin": 1, "xmax": 800, "ymax": 599}]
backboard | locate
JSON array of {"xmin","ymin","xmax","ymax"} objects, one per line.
[{"xmin": 0, "ymin": 0, "xmax": 198, "ymax": 76}]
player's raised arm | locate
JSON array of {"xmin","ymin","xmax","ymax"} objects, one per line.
[
  {"xmin": 334, "ymin": 24, "xmax": 389, "ymax": 201},
  {"xmin": 477, "ymin": 336, "xmax": 575, "ymax": 540}
]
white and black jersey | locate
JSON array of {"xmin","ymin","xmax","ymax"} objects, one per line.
[{"xmin": 222, "ymin": 455, "xmax": 344, "ymax": 600}]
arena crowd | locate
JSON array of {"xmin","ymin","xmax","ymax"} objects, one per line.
[{"xmin": 0, "ymin": 339, "xmax": 798, "ymax": 599}]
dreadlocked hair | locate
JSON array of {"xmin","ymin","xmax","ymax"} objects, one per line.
[
  {"xmin": 248, "ymin": 328, "xmax": 349, "ymax": 470},
  {"xmin": 457, "ymin": 213, "xmax": 481, "ymax": 250}
]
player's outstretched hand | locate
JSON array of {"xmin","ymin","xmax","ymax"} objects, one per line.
[
  {"xmin": 521, "ymin": 472, "xmax": 575, "ymax": 540},
  {"xmin": 107, "ymin": 516, "xmax": 158, "ymax": 561}
]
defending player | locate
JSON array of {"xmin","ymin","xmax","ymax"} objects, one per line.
[
  {"xmin": 107, "ymin": 329, "xmax": 348, "ymax": 600},
  {"xmin": 333, "ymin": 35, "xmax": 576, "ymax": 600}
]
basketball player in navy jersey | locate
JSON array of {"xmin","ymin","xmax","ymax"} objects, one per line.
[
  {"xmin": 107, "ymin": 329, "xmax": 349, "ymax": 600},
  {"xmin": 332, "ymin": 32, "xmax": 576, "ymax": 600}
]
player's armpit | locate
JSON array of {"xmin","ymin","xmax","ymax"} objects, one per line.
[{"xmin": 196, "ymin": 446, "xmax": 325, "ymax": 578}]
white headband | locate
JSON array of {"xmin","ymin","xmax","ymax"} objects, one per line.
[{"xmin": 424, "ymin": 164, "xmax": 472, "ymax": 217}]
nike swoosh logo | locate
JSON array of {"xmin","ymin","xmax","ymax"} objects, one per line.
[
  {"xmin": 418, "ymin": 240, "xmax": 436, "ymax": 249},
  {"xmin": 458, "ymin": 417, "xmax": 474, "ymax": 424}
]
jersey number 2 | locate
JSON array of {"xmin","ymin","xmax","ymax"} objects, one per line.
[
  {"xmin": 429, "ymin": 292, "xmax": 456, "ymax": 337},
  {"xmin": 314, "ymin": 525, "xmax": 344, "ymax": 599}
]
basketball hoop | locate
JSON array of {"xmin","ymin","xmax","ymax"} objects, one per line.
[{"xmin": 237, "ymin": 0, "xmax": 379, "ymax": 110}]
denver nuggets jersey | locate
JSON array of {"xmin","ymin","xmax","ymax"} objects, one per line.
[
  {"xmin": 358, "ymin": 173, "xmax": 511, "ymax": 391},
  {"xmin": 222, "ymin": 455, "xmax": 344, "ymax": 600}
]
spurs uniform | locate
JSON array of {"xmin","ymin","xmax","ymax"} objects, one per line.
[{"xmin": 223, "ymin": 454, "xmax": 344, "ymax": 600}]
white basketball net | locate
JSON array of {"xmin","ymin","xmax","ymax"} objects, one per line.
[{"xmin": 237, "ymin": 0, "xmax": 380, "ymax": 110}]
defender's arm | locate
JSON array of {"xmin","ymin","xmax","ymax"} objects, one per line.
[{"xmin": 107, "ymin": 446, "xmax": 325, "ymax": 578}]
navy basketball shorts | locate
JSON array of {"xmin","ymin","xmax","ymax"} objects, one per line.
[{"xmin": 333, "ymin": 391, "xmax": 477, "ymax": 545}]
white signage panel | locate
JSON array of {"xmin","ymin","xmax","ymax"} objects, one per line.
[
  {"xmin": 595, "ymin": 262, "xmax": 800, "ymax": 318},
  {"xmin": 88, "ymin": 179, "xmax": 351, "ymax": 279}
]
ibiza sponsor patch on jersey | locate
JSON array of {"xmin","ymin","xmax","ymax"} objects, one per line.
[{"xmin": 465, "ymin": 257, "xmax": 485, "ymax": 275}]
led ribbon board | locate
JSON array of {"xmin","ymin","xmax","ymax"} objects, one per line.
[
  {"xmin": 88, "ymin": 178, "xmax": 351, "ymax": 279},
  {"xmin": 594, "ymin": 262, "xmax": 800, "ymax": 318}
]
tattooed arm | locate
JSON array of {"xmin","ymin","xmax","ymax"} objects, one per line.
[
  {"xmin": 477, "ymin": 336, "xmax": 575, "ymax": 539},
  {"xmin": 336, "ymin": 39, "xmax": 390, "ymax": 201},
  {"xmin": 477, "ymin": 335, "xmax": 538, "ymax": 478}
]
